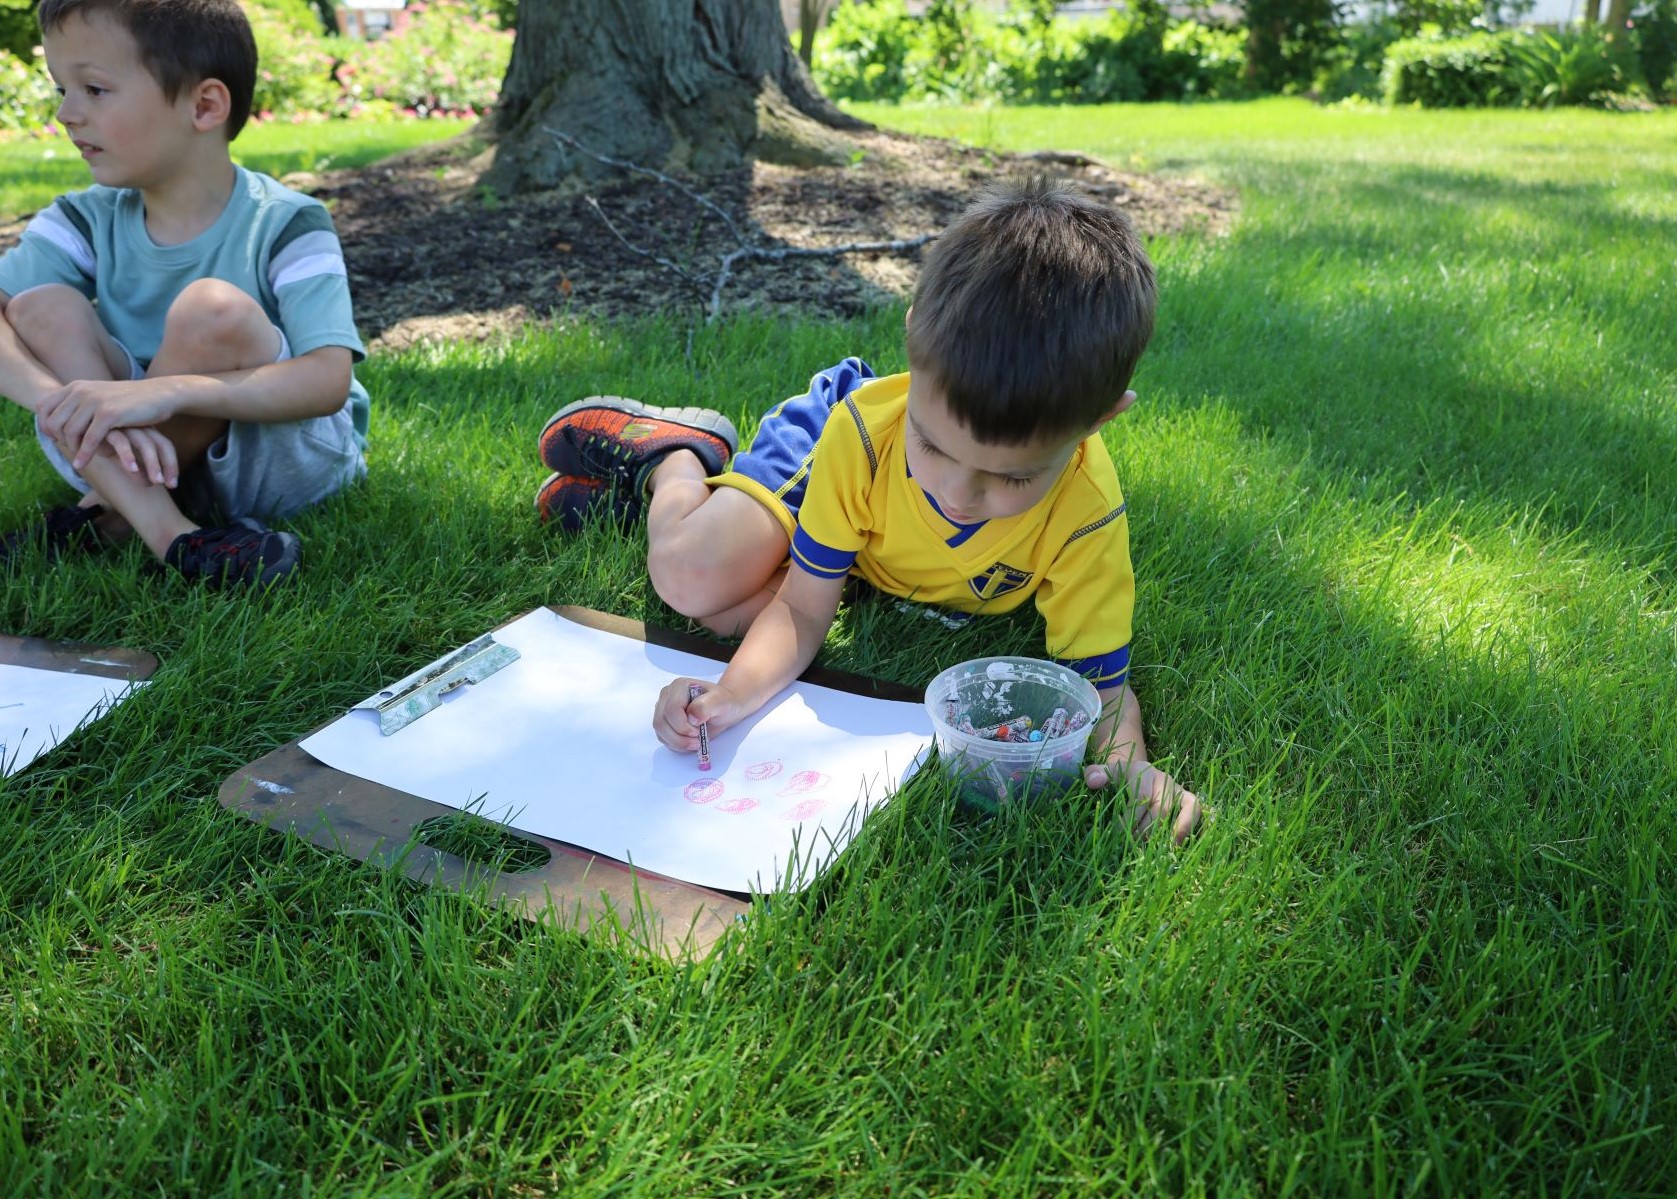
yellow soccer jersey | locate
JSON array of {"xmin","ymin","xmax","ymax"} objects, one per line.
[{"xmin": 790, "ymin": 373, "xmax": 1136, "ymax": 686}]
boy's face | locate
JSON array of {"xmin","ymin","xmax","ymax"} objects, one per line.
[
  {"xmin": 43, "ymin": 12, "xmax": 199, "ymax": 191},
  {"xmin": 904, "ymin": 377, "xmax": 1121, "ymax": 524}
]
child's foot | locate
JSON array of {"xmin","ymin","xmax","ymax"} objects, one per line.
[
  {"xmin": 0, "ymin": 503, "xmax": 106, "ymax": 565},
  {"xmin": 538, "ymin": 397, "xmax": 737, "ymax": 523},
  {"xmin": 163, "ymin": 517, "xmax": 300, "ymax": 588},
  {"xmin": 534, "ymin": 472, "xmax": 609, "ymax": 532}
]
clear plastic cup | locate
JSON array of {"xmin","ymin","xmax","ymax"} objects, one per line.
[{"xmin": 923, "ymin": 656, "xmax": 1102, "ymax": 810}]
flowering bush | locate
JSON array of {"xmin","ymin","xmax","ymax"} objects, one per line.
[
  {"xmin": 0, "ymin": 47, "xmax": 55, "ymax": 133},
  {"xmin": 246, "ymin": 0, "xmax": 512, "ymax": 123},
  {"xmin": 331, "ymin": 0, "xmax": 512, "ymax": 119},
  {"xmin": 247, "ymin": 3, "xmax": 341, "ymax": 122}
]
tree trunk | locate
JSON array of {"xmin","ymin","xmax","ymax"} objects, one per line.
[
  {"xmin": 482, "ymin": 0, "xmax": 868, "ymax": 195},
  {"xmin": 798, "ymin": 0, "xmax": 831, "ymax": 66},
  {"xmin": 1580, "ymin": 0, "xmax": 1603, "ymax": 24},
  {"xmin": 1603, "ymin": 0, "xmax": 1631, "ymax": 37}
]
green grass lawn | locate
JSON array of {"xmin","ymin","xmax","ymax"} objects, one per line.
[
  {"xmin": 2, "ymin": 99, "xmax": 1674, "ymax": 1195},
  {"xmin": 0, "ymin": 116, "xmax": 477, "ymax": 219}
]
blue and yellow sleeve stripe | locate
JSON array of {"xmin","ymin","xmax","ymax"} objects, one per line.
[
  {"xmin": 1056, "ymin": 643, "xmax": 1131, "ymax": 689},
  {"xmin": 791, "ymin": 526, "xmax": 857, "ymax": 580}
]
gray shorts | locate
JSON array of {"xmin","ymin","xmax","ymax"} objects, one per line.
[{"xmin": 38, "ymin": 330, "xmax": 366, "ymax": 523}]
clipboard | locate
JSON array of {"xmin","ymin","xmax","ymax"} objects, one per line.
[
  {"xmin": 1, "ymin": 632, "xmax": 160, "ymax": 778},
  {"xmin": 219, "ymin": 605, "xmax": 923, "ymax": 959},
  {"xmin": 0, "ymin": 632, "xmax": 158, "ymax": 682}
]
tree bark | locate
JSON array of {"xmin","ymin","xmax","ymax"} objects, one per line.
[
  {"xmin": 797, "ymin": 0, "xmax": 832, "ymax": 66},
  {"xmin": 482, "ymin": 0, "xmax": 868, "ymax": 195}
]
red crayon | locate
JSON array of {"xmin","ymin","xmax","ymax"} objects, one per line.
[{"xmin": 688, "ymin": 683, "xmax": 712, "ymax": 771}]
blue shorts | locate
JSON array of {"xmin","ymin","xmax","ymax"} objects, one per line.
[{"xmin": 710, "ymin": 357, "xmax": 875, "ymax": 539}]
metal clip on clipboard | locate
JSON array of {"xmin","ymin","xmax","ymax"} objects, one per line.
[{"xmin": 356, "ymin": 633, "xmax": 521, "ymax": 735}]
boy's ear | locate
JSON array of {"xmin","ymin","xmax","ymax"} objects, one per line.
[
  {"xmin": 188, "ymin": 77, "xmax": 232, "ymax": 133},
  {"xmin": 1090, "ymin": 389, "xmax": 1138, "ymax": 432}
]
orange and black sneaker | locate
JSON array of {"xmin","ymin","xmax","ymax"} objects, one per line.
[
  {"xmin": 537, "ymin": 397, "xmax": 738, "ymax": 523},
  {"xmin": 534, "ymin": 471, "xmax": 610, "ymax": 532}
]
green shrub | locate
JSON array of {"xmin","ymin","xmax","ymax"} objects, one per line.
[
  {"xmin": 812, "ymin": 1, "xmax": 1248, "ymax": 104},
  {"xmin": 1314, "ymin": 19, "xmax": 1404, "ymax": 102},
  {"xmin": 1069, "ymin": 6, "xmax": 1170, "ymax": 102},
  {"xmin": 1244, "ymin": 0, "xmax": 1344, "ymax": 93},
  {"xmin": 1164, "ymin": 20, "xmax": 1249, "ymax": 97},
  {"xmin": 1382, "ymin": 31, "xmax": 1518, "ymax": 106},
  {"xmin": 815, "ymin": 0, "xmax": 918, "ymax": 101},
  {"xmin": 1382, "ymin": 27, "xmax": 1632, "ymax": 108},
  {"xmin": 1633, "ymin": 0, "xmax": 1677, "ymax": 99},
  {"xmin": 1503, "ymin": 26, "xmax": 1625, "ymax": 106},
  {"xmin": 0, "ymin": 46, "xmax": 53, "ymax": 133},
  {"xmin": 0, "ymin": 0, "xmax": 35, "ymax": 60}
]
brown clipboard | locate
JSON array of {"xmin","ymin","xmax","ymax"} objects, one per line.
[
  {"xmin": 0, "ymin": 632, "xmax": 159, "ymax": 682},
  {"xmin": 219, "ymin": 605, "xmax": 923, "ymax": 959},
  {"xmin": 1, "ymin": 633, "xmax": 160, "ymax": 773}
]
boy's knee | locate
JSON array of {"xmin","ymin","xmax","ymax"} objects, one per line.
[
  {"xmin": 5, "ymin": 283, "xmax": 94, "ymax": 345},
  {"xmin": 647, "ymin": 540, "xmax": 707, "ymax": 618},
  {"xmin": 164, "ymin": 279, "xmax": 275, "ymax": 359},
  {"xmin": 648, "ymin": 539, "xmax": 735, "ymax": 620}
]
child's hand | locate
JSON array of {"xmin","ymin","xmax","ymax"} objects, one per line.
[
  {"xmin": 1085, "ymin": 759, "xmax": 1204, "ymax": 844},
  {"xmin": 652, "ymin": 678, "xmax": 750, "ymax": 754},
  {"xmin": 98, "ymin": 427, "xmax": 180, "ymax": 488},
  {"xmin": 36, "ymin": 377, "xmax": 196, "ymax": 470}
]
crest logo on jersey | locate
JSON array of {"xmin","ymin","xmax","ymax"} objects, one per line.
[{"xmin": 969, "ymin": 561, "xmax": 1033, "ymax": 601}]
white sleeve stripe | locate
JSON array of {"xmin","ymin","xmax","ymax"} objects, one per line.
[
  {"xmin": 272, "ymin": 253, "xmax": 347, "ymax": 290},
  {"xmin": 26, "ymin": 208, "xmax": 96, "ymax": 277},
  {"xmin": 268, "ymin": 230, "xmax": 342, "ymax": 277}
]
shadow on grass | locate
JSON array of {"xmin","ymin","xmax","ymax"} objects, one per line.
[
  {"xmin": 2, "ymin": 305, "xmax": 1672, "ymax": 1191},
  {"xmin": 1148, "ymin": 164, "xmax": 1677, "ymax": 574}
]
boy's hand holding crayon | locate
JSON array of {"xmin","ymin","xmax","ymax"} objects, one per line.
[{"xmin": 654, "ymin": 678, "xmax": 748, "ymax": 758}]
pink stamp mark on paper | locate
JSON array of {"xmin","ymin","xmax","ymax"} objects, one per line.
[
  {"xmin": 777, "ymin": 770, "xmax": 830, "ymax": 797},
  {"xmin": 683, "ymin": 778, "xmax": 725, "ymax": 805},
  {"xmin": 782, "ymin": 798, "xmax": 828, "ymax": 822},
  {"xmin": 744, "ymin": 760, "xmax": 784, "ymax": 781},
  {"xmin": 716, "ymin": 796, "xmax": 759, "ymax": 814}
]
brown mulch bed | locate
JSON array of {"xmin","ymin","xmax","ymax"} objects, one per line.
[{"xmin": 0, "ymin": 125, "xmax": 1236, "ymax": 354}]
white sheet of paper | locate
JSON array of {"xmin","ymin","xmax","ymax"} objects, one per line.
[
  {"xmin": 299, "ymin": 609, "xmax": 934, "ymax": 893},
  {"xmin": 0, "ymin": 663, "xmax": 146, "ymax": 778}
]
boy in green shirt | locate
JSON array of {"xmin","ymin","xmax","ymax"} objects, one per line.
[{"xmin": 0, "ymin": 0, "xmax": 370, "ymax": 586}]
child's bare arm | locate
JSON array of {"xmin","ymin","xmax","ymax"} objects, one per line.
[
  {"xmin": 652, "ymin": 567, "xmax": 847, "ymax": 753},
  {"xmin": 1086, "ymin": 681, "xmax": 1203, "ymax": 843},
  {"xmin": 36, "ymin": 346, "xmax": 354, "ymax": 470},
  {"xmin": 0, "ymin": 294, "xmax": 179, "ymax": 482}
]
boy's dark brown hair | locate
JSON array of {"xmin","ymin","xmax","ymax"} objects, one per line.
[
  {"xmin": 39, "ymin": 0, "xmax": 258, "ymax": 140},
  {"xmin": 906, "ymin": 174, "xmax": 1157, "ymax": 444}
]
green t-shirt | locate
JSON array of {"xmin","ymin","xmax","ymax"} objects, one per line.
[{"xmin": 0, "ymin": 166, "xmax": 369, "ymax": 446}]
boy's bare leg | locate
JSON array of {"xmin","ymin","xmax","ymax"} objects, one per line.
[
  {"xmin": 16, "ymin": 279, "xmax": 279, "ymax": 558},
  {"xmin": 645, "ymin": 448, "xmax": 790, "ymax": 637}
]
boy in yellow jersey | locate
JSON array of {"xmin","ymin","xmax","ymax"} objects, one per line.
[{"xmin": 537, "ymin": 177, "xmax": 1200, "ymax": 841}]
